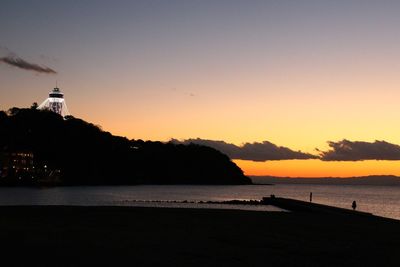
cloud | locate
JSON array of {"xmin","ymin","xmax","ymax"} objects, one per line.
[
  {"xmin": 171, "ymin": 138, "xmax": 317, "ymax": 161},
  {"xmin": 0, "ymin": 54, "xmax": 57, "ymax": 74},
  {"xmin": 171, "ymin": 138, "xmax": 400, "ymax": 161},
  {"xmin": 319, "ymin": 139, "xmax": 400, "ymax": 161}
]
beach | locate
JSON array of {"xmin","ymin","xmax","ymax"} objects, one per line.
[{"xmin": 0, "ymin": 205, "xmax": 399, "ymax": 266}]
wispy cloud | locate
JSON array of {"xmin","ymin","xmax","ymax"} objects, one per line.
[
  {"xmin": 0, "ymin": 50, "xmax": 57, "ymax": 74},
  {"xmin": 318, "ymin": 139, "xmax": 400, "ymax": 161},
  {"xmin": 171, "ymin": 138, "xmax": 317, "ymax": 161}
]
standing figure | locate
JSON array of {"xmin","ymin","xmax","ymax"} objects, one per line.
[
  {"xmin": 309, "ymin": 192, "xmax": 313, "ymax": 203},
  {"xmin": 352, "ymin": 200, "xmax": 357, "ymax": 210}
]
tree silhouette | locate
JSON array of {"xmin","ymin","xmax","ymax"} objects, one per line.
[{"xmin": 0, "ymin": 107, "xmax": 251, "ymax": 185}]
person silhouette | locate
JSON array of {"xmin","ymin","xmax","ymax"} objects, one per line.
[
  {"xmin": 309, "ymin": 192, "xmax": 312, "ymax": 202},
  {"xmin": 352, "ymin": 200, "xmax": 357, "ymax": 210}
]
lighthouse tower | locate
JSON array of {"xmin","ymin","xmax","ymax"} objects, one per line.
[{"xmin": 38, "ymin": 87, "xmax": 70, "ymax": 117}]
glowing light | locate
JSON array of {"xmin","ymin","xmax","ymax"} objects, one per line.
[{"xmin": 38, "ymin": 87, "xmax": 70, "ymax": 117}]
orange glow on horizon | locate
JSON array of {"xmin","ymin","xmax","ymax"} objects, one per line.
[{"xmin": 234, "ymin": 159, "xmax": 400, "ymax": 177}]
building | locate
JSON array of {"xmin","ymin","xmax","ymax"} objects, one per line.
[
  {"xmin": 0, "ymin": 151, "xmax": 35, "ymax": 179},
  {"xmin": 38, "ymin": 87, "xmax": 70, "ymax": 117}
]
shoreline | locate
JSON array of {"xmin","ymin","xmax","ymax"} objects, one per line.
[
  {"xmin": 0, "ymin": 184, "xmax": 398, "ymax": 220},
  {"xmin": 0, "ymin": 204, "xmax": 399, "ymax": 266}
]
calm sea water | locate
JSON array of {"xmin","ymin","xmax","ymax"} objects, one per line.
[{"xmin": 0, "ymin": 184, "xmax": 399, "ymax": 220}]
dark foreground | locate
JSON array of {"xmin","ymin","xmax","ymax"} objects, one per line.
[{"xmin": 0, "ymin": 206, "xmax": 399, "ymax": 267}]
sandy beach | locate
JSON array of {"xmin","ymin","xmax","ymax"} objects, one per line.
[{"xmin": 0, "ymin": 205, "xmax": 399, "ymax": 266}]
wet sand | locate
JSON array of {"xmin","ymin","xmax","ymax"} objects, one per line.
[{"xmin": 0, "ymin": 205, "xmax": 399, "ymax": 266}]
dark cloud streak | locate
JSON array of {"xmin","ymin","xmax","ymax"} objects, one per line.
[
  {"xmin": 171, "ymin": 138, "xmax": 317, "ymax": 161},
  {"xmin": 0, "ymin": 55, "xmax": 57, "ymax": 74},
  {"xmin": 319, "ymin": 139, "xmax": 400, "ymax": 161},
  {"xmin": 172, "ymin": 138, "xmax": 400, "ymax": 162}
]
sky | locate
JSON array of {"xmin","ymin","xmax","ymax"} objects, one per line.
[{"xmin": 2, "ymin": 0, "xmax": 400, "ymax": 177}]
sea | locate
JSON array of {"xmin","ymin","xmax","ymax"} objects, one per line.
[{"xmin": 0, "ymin": 184, "xmax": 399, "ymax": 220}]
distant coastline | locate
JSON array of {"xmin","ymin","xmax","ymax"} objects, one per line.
[{"xmin": 252, "ymin": 175, "xmax": 400, "ymax": 186}]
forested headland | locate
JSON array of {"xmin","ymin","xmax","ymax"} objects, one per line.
[{"xmin": 0, "ymin": 107, "xmax": 251, "ymax": 185}]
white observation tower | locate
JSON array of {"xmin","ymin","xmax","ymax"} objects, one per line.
[{"xmin": 38, "ymin": 87, "xmax": 70, "ymax": 117}]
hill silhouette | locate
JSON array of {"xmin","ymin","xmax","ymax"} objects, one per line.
[{"xmin": 0, "ymin": 107, "xmax": 251, "ymax": 185}]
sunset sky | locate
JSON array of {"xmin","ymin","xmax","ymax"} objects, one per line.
[{"xmin": 2, "ymin": 1, "xmax": 400, "ymax": 177}]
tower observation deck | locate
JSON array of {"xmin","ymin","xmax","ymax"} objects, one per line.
[{"xmin": 38, "ymin": 87, "xmax": 70, "ymax": 117}]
